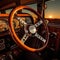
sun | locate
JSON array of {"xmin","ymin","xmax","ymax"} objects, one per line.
[{"xmin": 49, "ymin": 15, "xmax": 53, "ymax": 18}]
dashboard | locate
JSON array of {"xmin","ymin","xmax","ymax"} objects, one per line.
[{"xmin": 0, "ymin": 17, "xmax": 60, "ymax": 60}]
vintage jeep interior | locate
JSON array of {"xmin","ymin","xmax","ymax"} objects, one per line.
[{"xmin": 0, "ymin": 0, "xmax": 60, "ymax": 60}]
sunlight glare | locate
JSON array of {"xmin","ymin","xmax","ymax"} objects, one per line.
[{"xmin": 49, "ymin": 15, "xmax": 53, "ymax": 18}]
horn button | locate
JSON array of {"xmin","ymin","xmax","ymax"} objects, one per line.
[{"xmin": 29, "ymin": 25, "xmax": 36, "ymax": 34}]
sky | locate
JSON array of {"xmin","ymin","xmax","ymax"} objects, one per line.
[{"xmin": 45, "ymin": 0, "xmax": 60, "ymax": 18}]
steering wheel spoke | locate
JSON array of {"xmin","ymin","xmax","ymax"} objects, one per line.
[
  {"xmin": 34, "ymin": 20, "xmax": 43, "ymax": 27},
  {"xmin": 35, "ymin": 33, "xmax": 46, "ymax": 43},
  {"xmin": 21, "ymin": 34, "xmax": 29, "ymax": 43},
  {"xmin": 18, "ymin": 17, "xmax": 27, "ymax": 25}
]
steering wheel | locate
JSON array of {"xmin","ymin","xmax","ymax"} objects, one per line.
[{"xmin": 9, "ymin": 6, "xmax": 49, "ymax": 52}]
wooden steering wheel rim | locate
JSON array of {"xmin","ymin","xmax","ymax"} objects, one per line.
[{"xmin": 9, "ymin": 6, "xmax": 49, "ymax": 52}]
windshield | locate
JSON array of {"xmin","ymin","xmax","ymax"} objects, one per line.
[{"xmin": 5, "ymin": 0, "xmax": 60, "ymax": 19}]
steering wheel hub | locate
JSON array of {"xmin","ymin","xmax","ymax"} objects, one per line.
[{"xmin": 29, "ymin": 25, "xmax": 36, "ymax": 34}]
